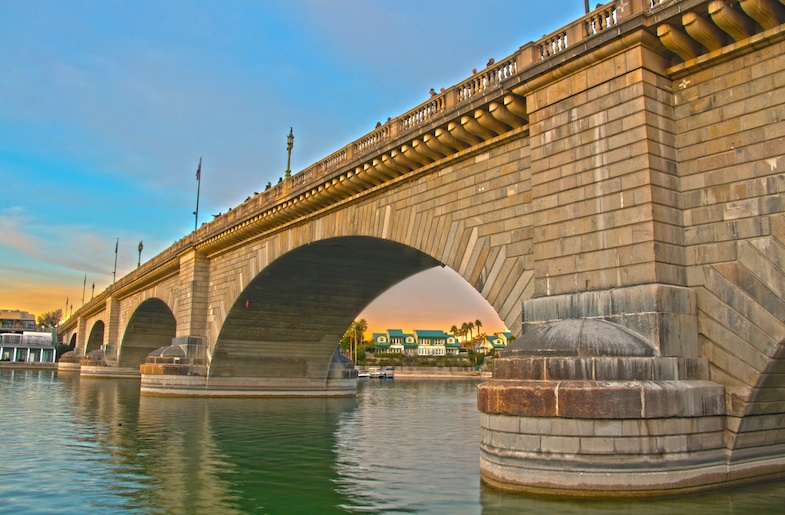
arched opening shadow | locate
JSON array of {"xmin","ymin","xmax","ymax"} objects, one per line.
[
  {"xmin": 211, "ymin": 236, "xmax": 440, "ymax": 381},
  {"xmin": 86, "ymin": 321, "xmax": 105, "ymax": 353},
  {"xmin": 119, "ymin": 298, "xmax": 176, "ymax": 368}
]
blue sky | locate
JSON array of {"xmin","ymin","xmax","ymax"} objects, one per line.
[{"xmin": 0, "ymin": 0, "xmax": 586, "ymax": 331}]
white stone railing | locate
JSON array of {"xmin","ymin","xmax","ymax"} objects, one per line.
[
  {"xmin": 585, "ymin": 4, "xmax": 618, "ymax": 36},
  {"xmin": 456, "ymin": 57, "xmax": 518, "ymax": 101},
  {"xmin": 355, "ymin": 124, "xmax": 392, "ymax": 155},
  {"xmin": 318, "ymin": 148, "xmax": 347, "ymax": 173},
  {"xmin": 538, "ymin": 29, "xmax": 570, "ymax": 60},
  {"xmin": 400, "ymin": 96, "xmax": 446, "ymax": 131}
]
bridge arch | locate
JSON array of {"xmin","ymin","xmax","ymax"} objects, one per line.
[
  {"xmin": 210, "ymin": 236, "xmax": 440, "ymax": 382},
  {"xmin": 85, "ymin": 321, "xmax": 105, "ymax": 353},
  {"xmin": 119, "ymin": 298, "xmax": 177, "ymax": 368}
]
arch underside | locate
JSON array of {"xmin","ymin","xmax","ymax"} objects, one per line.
[
  {"xmin": 211, "ymin": 237, "xmax": 440, "ymax": 383},
  {"xmin": 119, "ymin": 298, "xmax": 177, "ymax": 368},
  {"xmin": 86, "ymin": 321, "xmax": 105, "ymax": 353}
]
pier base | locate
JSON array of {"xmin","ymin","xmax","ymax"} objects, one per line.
[
  {"xmin": 139, "ymin": 343, "xmax": 357, "ymax": 397},
  {"xmin": 478, "ymin": 318, "xmax": 785, "ymax": 496}
]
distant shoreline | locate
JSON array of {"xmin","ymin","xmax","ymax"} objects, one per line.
[
  {"xmin": 0, "ymin": 362, "xmax": 57, "ymax": 370},
  {"xmin": 361, "ymin": 366, "xmax": 491, "ymax": 380}
]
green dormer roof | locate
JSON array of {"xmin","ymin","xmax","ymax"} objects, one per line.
[{"xmin": 414, "ymin": 330, "xmax": 449, "ymax": 339}]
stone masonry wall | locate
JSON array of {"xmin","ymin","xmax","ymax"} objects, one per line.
[
  {"xmin": 528, "ymin": 42, "xmax": 679, "ymax": 299},
  {"xmin": 677, "ymin": 37, "xmax": 785, "ymax": 453},
  {"xmin": 202, "ymin": 133, "xmax": 533, "ymax": 360}
]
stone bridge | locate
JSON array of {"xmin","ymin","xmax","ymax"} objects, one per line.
[{"xmin": 58, "ymin": 0, "xmax": 785, "ymax": 495}]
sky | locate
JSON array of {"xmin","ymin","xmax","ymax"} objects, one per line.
[{"xmin": 0, "ymin": 0, "xmax": 587, "ymax": 335}]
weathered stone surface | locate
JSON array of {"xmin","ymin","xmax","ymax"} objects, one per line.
[
  {"xmin": 557, "ymin": 382, "xmax": 643, "ymax": 419},
  {"xmin": 477, "ymin": 381, "xmax": 557, "ymax": 417},
  {"xmin": 506, "ymin": 319, "xmax": 657, "ymax": 357}
]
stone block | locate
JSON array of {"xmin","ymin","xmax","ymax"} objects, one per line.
[
  {"xmin": 557, "ymin": 382, "xmax": 643, "ymax": 419},
  {"xmin": 481, "ymin": 427, "xmax": 493, "ymax": 446},
  {"xmin": 677, "ymin": 357, "xmax": 710, "ymax": 380},
  {"xmin": 492, "ymin": 430, "xmax": 521, "ymax": 450},
  {"xmin": 641, "ymin": 381, "xmax": 726, "ymax": 418},
  {"xmin": 487, "ymin": 414, "xmax": 520, "ymax": 434},
  {"xmin": 652, "ymin": 358, "xmax": 679, "ymax": 380},
  {"xmin": 540, "ymin": 435, "xmax": 580, "ymax": 455},
  {"xmin": 621, "ymin": 419, "xmax": 650, "ymax": 437},
  {"xmin": 613, "ymin": 436, "xmax": 644, "ymax": 454},
  {"xmin": 495, "ymin": 357, "xmax": 545, "ymax": 380},
  {"xmin": 515, "ymin": 434, "xmax": 542, "ymax": 452},
  {"xmin": 594, "ymin": 420, "xmax": 623, "ymax": 436},
  {"xmin": 594, "ymin": 358, "xmax": 654, "ymax": 381},
  {"xmin": 478, "ymin": 381, "xmax": 558, "ymax": 417},
  {"xmin": 550, "ymin": 417, "xmax": 595, "ymax": 436},
  {"xmin": 579, "ymin": 437, "xmax": 616, "ymax": 454},
  {"xmin": 686, "ymin": 431, "xmax": 724, "ymax": 452},
  {"xmin": 545, "ymin": 357, "xmax": 593, "ymax": 380},
  {"xmin": 662, "ymin": 435, "xmax": 689, "ymax": 453}
]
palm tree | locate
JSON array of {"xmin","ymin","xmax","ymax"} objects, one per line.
[
  {"xmin": 468, "ymin": 321, "xmax": 475, "ymax": 341},
  {"xmin": 450, "ymin": 324, "xmax": 458, "ymax": 337},
  {"xmin": 475, "ymin": 319, "xmax": 483, "ymax": 336},
  {"xmin": 353, "ymin": 319, "xmax": 368, "ymax": 362},
  {"xmin": 460, "ymin": 322, "xmax": 469, "ymax": 342}
]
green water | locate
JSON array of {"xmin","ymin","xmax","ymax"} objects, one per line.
[{"xmin": 1, "ymin": 369, "xmax": 783, "ymax": 514}]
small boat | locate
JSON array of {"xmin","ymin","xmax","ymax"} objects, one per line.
[{"xmin": 361, "ymin": 367, "xmax": 394, "ymax": 379}]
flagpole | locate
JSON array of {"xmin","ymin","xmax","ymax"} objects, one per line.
[
  {"xmin": 113, "ymin": 238, "xmax": 119, "ymax": 284},
  {"xmin": 194, "ymin": 156, "xmax": 202, "ymax": 231}
]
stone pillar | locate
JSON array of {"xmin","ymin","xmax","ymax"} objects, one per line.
[
  {"xmin": 175, "ymin": 249, "xmax": 210, "ymax": 339},
  {"xmin": 525, "ymin": 35, "xmax": 695, "ymax": 355},
  {"xmin": 75, "ymin": 317, "xmax": 87, "ymax": 356},
  {"xmin": 103, "ymin": 296, "xmax": 121, "ymax": 364}
]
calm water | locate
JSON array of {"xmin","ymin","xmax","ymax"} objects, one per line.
[{"xmin": 1, "ymin": 369, "xmax": 784, "ymax": 514}]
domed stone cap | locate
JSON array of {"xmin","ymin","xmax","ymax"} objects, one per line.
[
  {"xmin": 502, "ymin": 319, "xmax": 657, "ymax": 357},
  {"xmin": 148, "ymin": 345, "xmax": 186, "ymax": 358}
]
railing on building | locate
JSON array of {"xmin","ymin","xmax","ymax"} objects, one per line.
[{"xmin": 0, "ymin": 332, "xmax": 54, "ymax": 346}]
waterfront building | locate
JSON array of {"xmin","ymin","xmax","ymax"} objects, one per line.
[
  {"xmin": 495, "ymin": 331, "xmax": 513, "ymax": 345},
  {"xmin": 0, "ymin": 310, "xmax": 37, "ymax": 334},
  {"xmin": 372, "ymin": 333, "xmax": 390, "ymax": 353},
  {"xmin": 414, "ymin": 330, "xmax": 457, "ymax": 356},
  {"xmin": 0, "ymin": 310, "xmax": 56, "ymax": 363},
  {"xmin": 389, "ymin": 329, "xmax": 413, "ymax": 354},
  {"xmin": 476, "ymin": 334, "xmax": 508, "ymax": 355},
  {"xmin": 0, "ymin": 332, "xmax": 56, "ymax": 363},
  {"xmin": 371, "ymin": 329, "xmax": 459, "ymax": 356}
]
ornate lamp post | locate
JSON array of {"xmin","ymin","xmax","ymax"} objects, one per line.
[
  {"xmin": 137, "ymin": 240, "xmax": 144, "ymax": 267},
  {"xmin": 285, "ymin": 127, "xmax": 294, "ymax": 178}
]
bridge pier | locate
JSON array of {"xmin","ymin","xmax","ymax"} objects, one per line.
[
  {"xmin": 477, "ymin": 318, "xmax": 738, "ymax": 496},
  {"xmin": 139, "ymin": 340, "xmax": 357, "ymax": 397}
]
